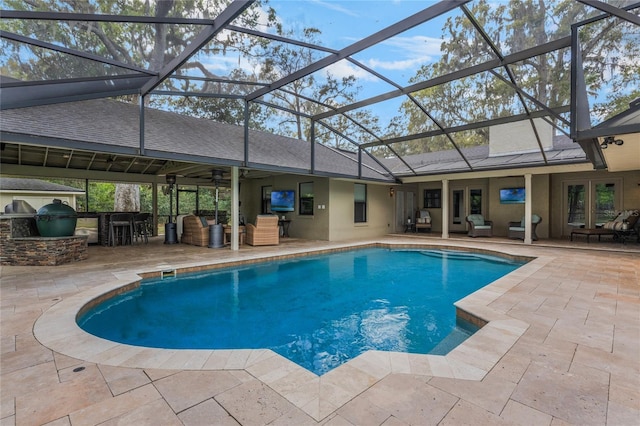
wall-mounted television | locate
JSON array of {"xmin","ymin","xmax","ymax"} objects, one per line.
[
  {"xmin": 271, "ymin": 190, "xmax": 295, "ymax": 212},
  {"xmin": 499, "ymin": 187, "xmax": 525, "ymax": 204}
]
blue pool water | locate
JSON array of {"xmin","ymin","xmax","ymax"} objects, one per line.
[{"xmin": 78, "ymin": 248, "xmax": 524, "ymax": 375}]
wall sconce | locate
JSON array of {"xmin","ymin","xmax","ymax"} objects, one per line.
[
  {"xmin": 600, "ymin": 136, "xmax": 624, "ymax": 150},
  {"xmin": 389, "ymin": 187, "xmax": 395, "ymax": 197}
]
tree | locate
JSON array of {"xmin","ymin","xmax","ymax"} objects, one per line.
[
  {"xmin": 114, "ymin": 183, "xmax": 140, "ymax": 211},
  {"xmin": 2, "ymin": 0, "xmax": 269, "ymax": 210},
  {"xmin": 165, "ymin": 23, "xmax": 382, "ymax": 151},
  {"xmin": 392, "ymin": 0, "xmax": 640, "ymax": 155}
]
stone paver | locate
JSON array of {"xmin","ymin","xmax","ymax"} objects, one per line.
[{"xmin": 1, "ymin": 235, "xmax": 638, "ymax": 425}]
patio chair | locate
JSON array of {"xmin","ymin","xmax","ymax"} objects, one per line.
[
  {"xmin": 602, "ymin": 209, "xmax": 639, "ymax": 231},
  {"xmin": 415, "ymin": 209, "xmax": 432, "ymax": 233},
  {"xmin": 246, "ymin": 215, "xmax": 280, "ymax": 246},
  {"xmin": 466, "ymin": 214, "xmax": 493, "ymax": 237},
  {"xmin": 181, "ymin": 215, "xmax": 210, "ymax": 247},
  {"xmin": 508, "ymin": 214, "xmax": 542, "ymax": 240},
  {"xmin": 133, "ymin": 212, "xmax": 151, "ymax": 243},
  {"xmin": 571, "ymin": 209, "xmax": 639, "ymax": 243}
]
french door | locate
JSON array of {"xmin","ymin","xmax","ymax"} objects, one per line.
[
  {"xmin": 563, "ymin": 179, "xmax": 621, "ymax": 236},
  {"xmin": 450, "ymin": 185, "xmax": 485, "ymax": 232}
]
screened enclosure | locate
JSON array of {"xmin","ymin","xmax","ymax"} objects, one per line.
[{"xmin": 1, "ymin": 0, "xmax": 639, "ymax": 182}]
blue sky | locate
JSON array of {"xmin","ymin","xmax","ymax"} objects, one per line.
[
  {"xmin": 247, "ymin": 0, "xmax": 454, "ymax": 126},
  {"xmin": 268, "ymin": 0, "xmax": 449, "ymax": 87}
]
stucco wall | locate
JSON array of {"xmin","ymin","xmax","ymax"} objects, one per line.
[
  {"xmin": 241, "ymin": 175, "xmax": 331, "ymax": 240},
  {"xmin": 240, "ymin": 168, "xmax": 637, "ymax": 242},
  {"xmin": 489, "ymin": 175, "xmax": 550, "ymax": 239},
  {"xmin": 549, "ymin": 169, "xmax": 640, "ymax": 238},
  {"xmin": 490, "ymin": 118, "xmax": 553, "ymax": 156},
  {"xmin": 416, "ymin": 175, "xmax": 551, "ymax": 238},
  {"xmin": 0, "ymin": 193, "xmax": 78, "ymax": 212},
  {"xmin": 416, "ymin": 182, "xmax": 443, "ymax": 232},
  {"xmin": 328, "ymin": 180, "xmax": 393, "ymax": 241},
  {"xmin": 242, "ymin": 176, "xmax": 393, "ymax": 242}
]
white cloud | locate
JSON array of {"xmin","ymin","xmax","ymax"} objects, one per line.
[
  {"xmin": 325, "ymin": 61, "xmax": 379, "ymax": 82},
  {"xmin": 309, "ymin": 0, "xmax": 359, "ymax": 17},
  {"xmin": 321, "ymin": 34, "xmax": 444, "ymax": 82},
  {"xmin": 367, "ymin": 35, "xmax": 443, "ymax": 72}
]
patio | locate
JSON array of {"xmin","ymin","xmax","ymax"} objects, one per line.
[{"xmin": 1, "ymin": 235, "xmax": 638, "ymax": 425}]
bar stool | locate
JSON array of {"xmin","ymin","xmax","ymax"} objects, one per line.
[
  {"xmin": 109, "ymin": 213, "xmax": 134, "ymax": 246},
  {"xmin": 133, "ymin": 213, "xmax": 150, "ymax": 244}
]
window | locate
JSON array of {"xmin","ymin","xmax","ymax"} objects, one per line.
[
  {"xmin": 299, "ymin": 182, "xmax": 314, "ymax": 215},
  {"xmin": 261, "ymin": 185, "xmax": 272, "ymax": 214},
  {"xmin": 354, "ymin": 183, "xmax": 367, "ymax": 223},
  {"xmin": 423, "ymin": 189, "xmax": 441, "ymax": 208}
]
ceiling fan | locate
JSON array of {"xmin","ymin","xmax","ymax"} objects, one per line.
[{"xmin": 195, "ymin": 169, "xmax": 243, "ymax": 187}]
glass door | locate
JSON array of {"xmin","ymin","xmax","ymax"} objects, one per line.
[
  {"xmin": 451, "ymin": 189, "xmax": 465, "ymax": 232},
  {"xmin": 450, "ymin": 186, "xmax": 485, "ymax": 233},
  {"xmin": 470, "ymin": 189, "xmax": 483, "ymax": 215},
  {"xmin": 566, "ymin": 183, "xmax": 586, "ymax": 229},
  {"xmin": 395, "ymin": 190, "xmax": 415, "ymax": 232},
  {"xmin": 563, "ymin": 179, "xmax": 620, "ymax": 236},
  {"xmin": 593, "ymin": 182, "xmax": 617, "ymax": 227}
]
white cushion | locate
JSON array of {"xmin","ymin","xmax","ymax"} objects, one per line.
[{"xmin": 474, "ymin": 225, "xmax": 491, "ymax": 230}]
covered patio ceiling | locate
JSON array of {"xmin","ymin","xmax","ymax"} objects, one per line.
[{"xmin": 1, "ymin": 0, "xmax": 639, "ymax": 184}]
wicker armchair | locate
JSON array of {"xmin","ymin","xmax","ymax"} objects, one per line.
[
  {"xmin": 181, "ymin": 215, "xmax": 210, "ymax": 246},
  {"xmin": 508, "ymin": 214, "xmax": 542, "ymax": 240},
  {"xmin": 466, "ymin": 214, "xmax": 493, "ymax": 237},
  {"xmin": 246, "ymin": 215, "xmax": 280, "ymax": 246}
]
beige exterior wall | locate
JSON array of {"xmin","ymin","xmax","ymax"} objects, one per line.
[
  {"xmin": 0, "ymin": 192, "xmax": 79, "ymax": 212},
  {"xmin": 328, "ymin": 180, "xmax": 394, "ymax": 241},
  {"xmin": 488, "ymin": 174, "xmax": 550, "ymax": 239},
  {"xmin": 549, "ymin": 169, "xmax": 640, "ymax": 238},
  {"xmin": 239, "ymin": 168, "xmax": 637, "ymax": 242},
  {"xmin": 241, "ymin": 176, "xmax": 393, "ymax": 242},
  {"xmin": 490, "ymin": 118, "xmax": 554, "ymax": 156},
  {"xmin": 410, "ymin": 169, "xmax": 638, "ymax": 239}
]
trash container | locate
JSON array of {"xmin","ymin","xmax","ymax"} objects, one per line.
[
  {"xmin": 208, "ymin": 223, "xmax": 224, "ymax": 248},
  {"xmin": 164, "ymin": 222, "xmax": 178, "ymax": 244}
]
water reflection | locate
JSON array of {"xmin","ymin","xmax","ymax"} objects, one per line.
[{"xmin": 278, "ymin": 299, "xmax": 410, "ymax": 375}]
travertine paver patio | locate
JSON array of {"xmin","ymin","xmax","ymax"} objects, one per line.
[{"xmin": 1, "ymin": 235, "xmax": 638, "ymax": 425}]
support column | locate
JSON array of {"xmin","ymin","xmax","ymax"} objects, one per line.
[
  {"xmin": 442, "ymin": 179, "xmax": 449, "ymax": 239},
  {"xmin": 524, "ymin": 173, "xmax": 533, "ymax": 244},
  {"xmin": 231, "ymin": 166, "xmax": 240, "ymax": 251},
  {"xmin": 152, "ymin": 182, "xmax": 158, "ymax": 237}
]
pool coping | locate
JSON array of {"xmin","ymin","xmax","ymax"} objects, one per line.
[{"xmin": 33, "ymin": 242, "xmax": 547, "ymax": 421}]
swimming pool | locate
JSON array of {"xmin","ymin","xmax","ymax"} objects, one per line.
[{"xmin": 78, "ymin": 247, "xmax": 524, "ymax": 375}]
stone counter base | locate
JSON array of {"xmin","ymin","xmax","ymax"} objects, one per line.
[{"xmin": 1, "ymin": 219, "xmax": 87, "ymax": 265}]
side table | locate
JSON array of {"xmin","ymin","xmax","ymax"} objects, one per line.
[
  {"xmin": 223, "ymin": 225, "xmax": 246, "ymax": 245},
  {"xmin": 278, "ymin": 219, "xmax": 291, "ymax": 237}
]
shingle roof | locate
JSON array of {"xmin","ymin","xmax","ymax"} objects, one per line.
[
  {"xmin": 0, "ymin": 99, "xmax": 392, "ymax": 181},
  {"xmin": 382, "ymin": 134, "xmax": 587, "ymax": 176},
  {"xmin": 0, "ymin": 97, "xmax": 590, "ymax": 181},
  {"xmin": 0, "ymin": 177, "xmax": 84, "ymax": 192}
]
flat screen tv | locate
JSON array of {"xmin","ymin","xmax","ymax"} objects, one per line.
[
  {"xmin": 271, "ymin": 190, "xmax": 295, "ymax": 212},
  {"xmin": 500, "ymin": 187, "xmax": 525, "ymax": 204}
]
